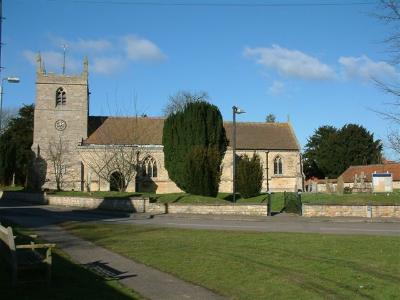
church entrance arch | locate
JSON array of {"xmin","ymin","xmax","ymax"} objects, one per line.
[{"xmin": 110, "ymin": 171, "xmax": 124, "ymax": 191}]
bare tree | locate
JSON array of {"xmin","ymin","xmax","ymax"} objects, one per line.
[
  {"xmin": 375, "ymin": 1, "xmax": 400, "ymax": 64},
  {"xmin": 373, "ymin": 1, "xmax": 400, "ymax": 156},
  {"xmin": 78, "ymin": 105, "xmax": 153, "ymax": 192},
  {"xmin": 163, "ymin": 90, "xmax": 209, "ymax": 116},
  {"xmin": 0, "ymin": 108, "xmax": 17, "ymax": 134},
  {"xmin": 48, "ymin": 137, "xmax": 69, "ymax": 191},
  {"xmin": 80, "ymin": 144, "xmax": 140, "ymax": 192}
]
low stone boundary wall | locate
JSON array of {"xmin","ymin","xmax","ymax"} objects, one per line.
[
  {"xmin": 47, "ymin": 196, "xmax": 148, "ymax": 213},
  {"xmin": 1, "ymin": 191, "xmax": 268, "ymax": 216},
  {"xmin": 0, "ymin": 191, "xmax": 148, "ymax": 213},
  {"xmin": 302, "ymin": 204, "xmax": 400, "ymax": 218},
  {"xmin": 148, "ymin": 203, "xmax": 268, "ymax": 216}
]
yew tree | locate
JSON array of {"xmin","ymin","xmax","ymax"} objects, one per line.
[{"xmin": 162, "ymin": 96, "xmax": 227, "ymax": 197}]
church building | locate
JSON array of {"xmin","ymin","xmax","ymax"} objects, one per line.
[{"xmin": 32, "ymin": 57, "xmax": 304, "ymax": 193}]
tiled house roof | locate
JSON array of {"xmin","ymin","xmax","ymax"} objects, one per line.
[
  {"xmin": 84, "ymin": 116, "xmax": 300, "ymax": 150},
  {"xmin": 340, "ymin": 163, "xmax": 400, "ymax": 183}
]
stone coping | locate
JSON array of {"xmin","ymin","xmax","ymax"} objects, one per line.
[
  {"xmin": 303, "ymin": 203, "xmax": 400, "ymax": 206},
  {"xmin": 161, "ymin": 202, "xmax": 266, "ymax": 206}
]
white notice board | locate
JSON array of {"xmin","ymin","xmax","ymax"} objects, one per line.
[{"xmin": 372, "ymin": 173, "xmax": 393, "ymax": 193}]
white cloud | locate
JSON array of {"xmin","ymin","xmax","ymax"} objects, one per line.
[
  {"xmin": 23, "ymin": 50, "xmax": 80, "ymax": 73},
  {"xmin": 123, "ymin": 35, "xmax": 166, "ymax": 62},
  {"xmin": 23, "ymin": 34, "xmax": 166, "ymax": 75},
  {"xmin": 269, "ymin": 80, "xmax": 285, "ymax": 95},
  {"xmin": 74, "ymin": 38, "xmax": 112, "ymax": 52},
  {"xmin": 49, "ymin": 36, "xmax": 112, "ymax": 53},
  {"xmin": 339, "ymin": 55, "xmax": 400, "ymax": 82},
  {"xmin": 22, "ymin": 50, "xmax": 36, "ymax": 64},
  {"xmin": 92, "ymin": 56, "xmax": 125, "ymax": 75},
  {"xmin": 244, "ymin": 44, "xmax": 335, "ymax": 80}
]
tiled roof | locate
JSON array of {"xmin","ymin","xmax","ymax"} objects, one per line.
[
  {"xmin": 84, "ymin": 116, "xmax": 300, "ymax": 150},
  {"xmin": 340, "ymin": 163, "xmax": 400, "ymax": 182}
]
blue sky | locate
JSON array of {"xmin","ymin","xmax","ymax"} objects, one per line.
[{"xmin": 4, "ymin": 0, "xmax": 400, "ymax": 158}]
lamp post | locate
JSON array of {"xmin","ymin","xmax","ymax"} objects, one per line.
[
  {"xmin": 232, "ymin": 105, "xmax": 245, "ymax": 203},
  {"xmin": 0, "ymin": 76, "xmax": 20, "ymax": 132}
]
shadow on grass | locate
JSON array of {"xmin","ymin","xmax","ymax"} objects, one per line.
[
  {"xmin": 220, "ymin": 194, "xmax": 242, "ymax": 203},
  {"xmin": 0, "ymin": 253, "xmax": 140, "ymax": 300},
  {"xmin": 0, "ymin": 223, "xmax": 140, "ymax": 300}
]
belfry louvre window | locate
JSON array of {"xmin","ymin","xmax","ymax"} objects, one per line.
[
  {"xmin": 142, "ymin": 156, "xmax": 158, "ymax": 178},
  {"xmin": 56, "ymin": 87, "xmax": 66, "ymax": 106},
  {"xmin": 274, "ymin": 156, "xmax": 283, "ymax": 175}
]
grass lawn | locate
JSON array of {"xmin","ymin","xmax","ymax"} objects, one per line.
[
  {"xmin": 0, "ymin": 222, "xmax": 142, "ymax": 300},
  {"xmin": 63, "ymin": 222, "xmax": 400, "ymax": 300},
  {"xmin": 301, "ymin": 191, "xmax": 400, "ymax": 205},
  {"xmin": 0, "ymin": 185, "xmax": 24, "ymax": 192}
]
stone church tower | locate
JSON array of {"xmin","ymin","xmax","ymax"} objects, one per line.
[{"xmin": 31, "ymin": 54, "xmax": 89, "ymax": 190}]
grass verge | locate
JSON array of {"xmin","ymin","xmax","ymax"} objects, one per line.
[
  {"xmin": 301, "ymin": 191, "xmax": 400, "ymax": 205},
  {"xmin": 63, "ymin": 222, "xmax": 400, "ymax": 300},
  {"xmin": 0, "ymin": 222, "xmax": 142, "ymax": 300}
]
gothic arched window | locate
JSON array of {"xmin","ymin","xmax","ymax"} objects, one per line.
[
  {"xmin": 142, "ymin": 156, "xmax": 158, "ymax": 178},
  {"xmin": 56, "ymin": 87, "xmax": 66, "ymax": 106},
  {"xmin": 274, "ymin": 156, "xmax": 283, "ymax": 175}
]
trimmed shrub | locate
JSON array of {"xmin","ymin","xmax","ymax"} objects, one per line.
[
  {"xmin": 163, "ymin": 99, "xmax": 227, "ymax": 197},
  {"xmin": 184, "ymin": 146, "xmax": 222, "ymax": 196},
  {"xmin": 237, "ymin": 154, "xmax": 263, "ymax": 198}
]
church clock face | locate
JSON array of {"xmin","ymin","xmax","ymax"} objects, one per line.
[{"xmin": 55, "ymin": 119, "xmax": 67, "ymax": 131}]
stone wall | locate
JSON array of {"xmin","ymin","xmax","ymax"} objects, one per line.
[
  {"xmin": 0, "ymin": 191, "xmax": 147, "ymax": 213},
  {"xmin": 0, "ymin": 192, "xmax": 267, "ymax": 216},
  {"xmin": 303, "ymin": 204, "xmax": 400, "ymax": 218},
  {"xmin": 167, "ymin": 203, "xmax": 267, "ymax": 216},
  {"xmin": 147, "ymin": 203, "xmax": 268, "ymax": 216},
  {"xmin": 47, "ymin": 196, "xmax": 148, "ymax": 213}
]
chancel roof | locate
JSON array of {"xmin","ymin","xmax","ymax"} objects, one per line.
[{"xmin": 84, "ymin": 116, "xmax": 300, "ymax": 150}]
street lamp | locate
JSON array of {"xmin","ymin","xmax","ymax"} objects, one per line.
[
  {"xmin": 0, "ymin": 76, "xmax": 20, "ymax": 132},
  {"xmin": 232, "ymin": 105, "xmax": 245, "ymax": 203}
]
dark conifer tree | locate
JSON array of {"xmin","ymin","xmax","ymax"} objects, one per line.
[
  {"xmin": 303, "ymin": 124, "xmax": 382, "ymax": 179},
  {"xmin": 0, "ymin": 105, "xmax": 34, "ymax": 186},
  {"xmin": 163, "ymin": 97, "xmax": 227, "ymax": 196},
  {"xmin": 236, "ymin": 154, "xmax": 263, "ymax": 198}
]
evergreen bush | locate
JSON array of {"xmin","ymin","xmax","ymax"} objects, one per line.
[
  {"xmin": 236, "ymin": 154, "xmax": 263, "ymax": 198},
  {"xmin": 0, "ymin": 105, "xmax": 34, "ymax": 186},
  {"xmin": 184, "ymin": 146, "xmax": 221, "ymax": 196},
  {"xmin": 163, "ymin": 98, "xmax": 227, "ymax": 197}
]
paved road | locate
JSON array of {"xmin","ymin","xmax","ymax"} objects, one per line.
[
  {"xmin": 112, "ymin": 213, "xmax": 400, "ymax": 236},
  {"xmin": 1, "ymin": 200, "xmax": 400, "ymax": 236}
]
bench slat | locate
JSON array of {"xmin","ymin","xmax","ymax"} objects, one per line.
[
  {"xmin": 0, "ymin": 224, "xmax": 55, "ymax": 286},
  {"xmin": 16, "ymin": 243, "xmax": 56, "ymax": 249}
]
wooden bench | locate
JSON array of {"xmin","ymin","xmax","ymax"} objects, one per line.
[{"xmin": 0, "ymin": 223, "xmax": 56, "ymax": 286}]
